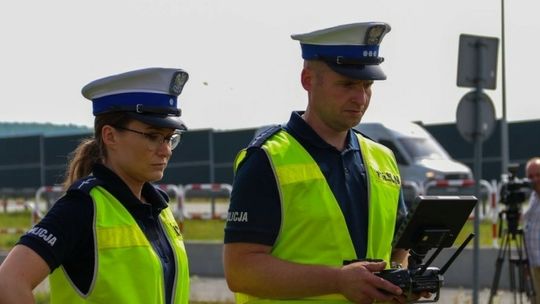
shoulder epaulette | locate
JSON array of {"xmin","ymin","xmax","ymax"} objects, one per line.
[
  {"xmin": 68, "ymin": 176, "xmax": 103, "ymax": 194},
  {"xmin": 248, "ymin": 125, "xmax": 282, "ymax": 148}
]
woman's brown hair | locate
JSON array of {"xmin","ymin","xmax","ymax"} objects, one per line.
[{"xmin": 62, "ymin": 112, "xmax": 131, "ymax": 189}]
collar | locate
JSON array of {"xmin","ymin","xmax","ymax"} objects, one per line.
[
  {"xmin": 92, "ymin": 164, "xmax": 169, "ymax": 213},
  {"xmin": 531, "ymin": 191, "xmax": 540, "ymax": 205},
  {"xmin": 285, "ymin": 111, "xmax": 359, "ymax": 152}
]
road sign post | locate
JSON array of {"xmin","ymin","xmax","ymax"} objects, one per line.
[{"xmin": 457, "ymin": 33, "xmax": 499, "ymax": 304}]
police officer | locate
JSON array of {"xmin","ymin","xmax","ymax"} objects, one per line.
[
  {"xmin": 223, "ymin": 22, "xmax": 416, "ymax": 303},
  {"xmin": 0, "ymin": 68, "xmax": 190, "ymax": 304}
]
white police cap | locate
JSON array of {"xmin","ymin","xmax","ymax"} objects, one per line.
[
  {"xmin": 291, "ymin": 22, "xmax": 391, "ymax": 80},
  {"xmin": 82, "ymin": 67, "xmax": 189, "ymax": 130}
]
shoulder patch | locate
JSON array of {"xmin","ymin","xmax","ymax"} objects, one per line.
[
  {"xmin": 68, "ymin": 176, "xmax": 103, "ymax": 194},
  {"xmin": 248, "ymin": 125, "xmax": 282, "ymax": 148}
]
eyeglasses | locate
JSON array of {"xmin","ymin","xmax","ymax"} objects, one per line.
[{"xmin": 113, "ymin": 126, "xmax": 182, "ymax": 151}]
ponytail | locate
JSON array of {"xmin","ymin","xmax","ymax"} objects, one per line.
[
  {"xmin": 62, "ymin": 138, "xmax": 102, "ymax": 190},
  {"xmin": 62, "ymin": 112, "xmax": 131, "ymax": 190}
]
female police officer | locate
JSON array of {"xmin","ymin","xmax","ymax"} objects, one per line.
[{"xmin": 0, "ymin": 68, "xmax": 190, "ymax": 304}]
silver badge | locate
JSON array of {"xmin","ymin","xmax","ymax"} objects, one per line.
[
  {"xmin": 365, "ymin": 25, "xmax": 386, "ymax": 45},
  {"xmin": 170, "ymin": 71, "xmax": 189, "ymax": 95}
]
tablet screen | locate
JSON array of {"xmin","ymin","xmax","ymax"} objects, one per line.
[{"xmin": 393, "ymin": 195, "xmax": 477, "ymax": 249}]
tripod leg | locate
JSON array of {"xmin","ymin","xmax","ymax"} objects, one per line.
[
  {"xmin": 507, "ymin": 239, "xmax": 518, "ymax": 304},
  {"xmin": 515, "ymin": 235, "xmax": 526, "ymax": 304},
  {"xmin": 489, "ymin": 232, "xmax": 510, "ymax": 304}
]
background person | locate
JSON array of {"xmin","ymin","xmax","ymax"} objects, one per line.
[
  {"xmin": 524, "ymin": 157, "xmax": 540, "ymax": 304},
  {"xmin": 0, "ymin": 68, "xmax": 191, "ymax": 304},
  {"xmin": 223, "ymin": 22, "xmax": 415, "ymax": 303}
]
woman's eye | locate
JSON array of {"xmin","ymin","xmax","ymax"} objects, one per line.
[{"xmin": 145, "ymin": 134, "xmax": 161, "ymax": 142}]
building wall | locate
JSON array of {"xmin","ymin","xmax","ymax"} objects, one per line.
[
  {"xmin": 0, "ymin": 120, "xmax": 538, "ymax": 192},
  {"xmin": 425, "ymin": 119, "xmax": 540, "ymax": 180}
]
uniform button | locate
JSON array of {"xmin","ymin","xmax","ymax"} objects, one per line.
[{"xmin": 345, "ymin": 168, "xmax": 350, "ymax": 175}]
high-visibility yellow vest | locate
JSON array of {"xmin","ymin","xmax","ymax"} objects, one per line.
[
  {"xmin": 49, "ymin": 186, "xmax": 190, "ymax": 304},
  {"xmin": 234, "ymin": 130, "xmax": 400, "ymax": 303}
]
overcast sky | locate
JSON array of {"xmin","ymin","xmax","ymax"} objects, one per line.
[{"xmin": 1, "ymin": 0, "xmax": 538, "ymax": 131}]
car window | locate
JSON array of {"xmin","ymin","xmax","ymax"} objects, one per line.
[
  {"xmin": 379, "ymin": 139, "xmax": 409, "ymax": 165},
  {"xmin": 397, "ymin": 137, "xmax": 449, "ymax": 160}
]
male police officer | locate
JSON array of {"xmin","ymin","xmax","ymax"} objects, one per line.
[{"xmin": 224, "ymin": 22, "xmax": 413, "ymax": 303}]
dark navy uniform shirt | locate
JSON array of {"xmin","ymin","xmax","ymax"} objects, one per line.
[
  {"xmin": 18, "ymin": 164, "xmax": 176, "ymax": 304},
  {"xmin": 225, "ymin": 111, "xmax": 407, "ymax": 258}
]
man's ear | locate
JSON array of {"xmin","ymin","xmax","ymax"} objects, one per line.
[{"xmin": 301, "ymin": 68, "xmax": 313, "ymax": 91}]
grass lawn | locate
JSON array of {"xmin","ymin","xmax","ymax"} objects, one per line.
[
  {"xmin": 182, "ymin": 219, "xmax": 225, "ymax": 241},
  {"xmin": 0, "ymin": 211, "xmax": 226, "ymax": 250},
  {"xmin": 0, "ymin": 210, "xmax": 512, "ymax": 250},
  {"xmin": 0, "ymin": 211, "xmax": 33, "ymax": 250},
  {"xmin": 454, "ymin": 218, "xmax": 498, "ymax": 247}
]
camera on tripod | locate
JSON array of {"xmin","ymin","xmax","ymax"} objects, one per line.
[
  {"xmin": 344, "ymin": 196, "xmax": 477, "ymax": 303},
  {"xmin": 488, "ymin": 164, "xmax": 536, "ymax": 303},
  {"xmin": 498, "ymin": 164, "xmax": 532, "ymax": 235},
  {"xmin": 499, "ymin": 163, "xmax": 532, "ymax": 207}
]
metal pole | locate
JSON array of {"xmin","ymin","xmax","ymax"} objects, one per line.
[
  {"xmin": 208, "ymin": 130, "xmax": 216, "ymax": 217},
  {"xmin": 500, "ymin": 0, "xmax": 509, "ymax": 177},
  {"xmin": 472, "ymin": 39, "xmax": 485, "ymax": 304},
  {"xmin": 473, "ymin": 99, "xmax": 482, "ymax": 304},
  {"xmin": 39, "ymin": 135, "xmax": 45, "ymax": 188}
]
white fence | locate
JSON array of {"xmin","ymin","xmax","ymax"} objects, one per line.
[
  {"xmin": 0, "ymin": 178, "xmax": 514, "ymax": 249},
  {"xmin": 181, "ymin": 183, "xmax": 232, "ymax": 220}
]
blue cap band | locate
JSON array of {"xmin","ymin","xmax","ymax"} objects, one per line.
[
  {"xmin": 300, "ymin": 44, "xmax": 380, "ymax": 62},
  {"xmin": 92, "ymin": 92, "xmax": 178, "ymax": 115}
]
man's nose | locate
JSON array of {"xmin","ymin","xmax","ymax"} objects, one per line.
[{"xmin": 352, "ymin": 87, "xmax": 369, "ymax": 103}]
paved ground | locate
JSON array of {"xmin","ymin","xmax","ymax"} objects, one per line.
[
  {"xmin": 34, "ymin": 276, "xmax": 531, "ymax": 303},
  {"xmin": 189, "ymin": 276, "xmax": 234, "ymax": 302},
  {"xmin": 189, "ymin": 277, "xmax": 530, "ymax": 303}
]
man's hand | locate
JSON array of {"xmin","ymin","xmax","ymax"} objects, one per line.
[
  {"xmin": 338, "ymin": 260, "xmax": 403, "ymax": 304},
  {"xmin": 393, "ymin": 291, "xmax": 432, "ymax": 303}
]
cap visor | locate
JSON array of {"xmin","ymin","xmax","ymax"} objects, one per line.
[
  {"xmin": 326, "ymin": 63, "xmax": 387, "ymax": 80},
  {"xmin": 126, "ymin": 113, "xmax": 187, "ymax": 131}
]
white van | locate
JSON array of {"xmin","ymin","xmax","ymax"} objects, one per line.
[{"xmin": 354, "ymin": 122, "xmax": 474, "ymax": 202}]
